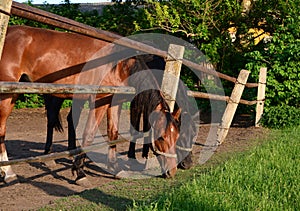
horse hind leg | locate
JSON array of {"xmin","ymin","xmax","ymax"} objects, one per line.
[
  {"xmin": 0, "ymin": 146, "xmax": 17, "ymax": 183},
  {"xmin": 44, "ymin": 95, "xmax": 64, "ymax": 154},
  {"xmin": 0, "ymin": 96, "xmax": 17, "ymax": 183}
]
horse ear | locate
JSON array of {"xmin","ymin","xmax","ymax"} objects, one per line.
[{"xmin": 172, "ymin": 107, "xmax": 181, "ymax": 122}]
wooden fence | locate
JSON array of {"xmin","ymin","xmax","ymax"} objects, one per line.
[{"xmin": 0, "ymin": 1, "xmax": 267, "ymax": 166}]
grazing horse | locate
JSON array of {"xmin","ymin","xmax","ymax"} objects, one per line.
[
  {"xmin": 0, "ymin": 25, "xmax": 181, "ymax": 183},
  {"xmin": 43, "ymin": 56, "xmax": 196, "ymax": 174},
  {"xmin": 128, "ymin": 89, "xmax": 181, "ymax": 178},
  {"xmin": 128, "ymin": 56, "xmax": 197, "ymax": 170}
]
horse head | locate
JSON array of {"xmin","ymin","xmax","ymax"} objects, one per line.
[{"xmin": 150, "ymin": 106, "xmax": 181, "ymax": 178}]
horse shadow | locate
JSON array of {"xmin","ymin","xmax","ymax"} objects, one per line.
[
  {"xmin": 3, "ymin": 138, "xmax": 120, "ymax": 180},
  {"xmin": 5, "ymin": 139, "xmax": 47, "ymax": 159}
]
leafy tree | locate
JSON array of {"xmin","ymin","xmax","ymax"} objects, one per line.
[
  {"xmin": 7, "ymin": 0, "xmax": 300, "ymax": 128},
  {"xmin": 131, "ymin": 0, "xmax": 300, "ymax": 127}
]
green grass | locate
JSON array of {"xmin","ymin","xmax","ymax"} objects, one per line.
[
  {"xmin": 40, "ymin": 126, "xmax": 299, "ymax": 211},
  {"xmin": 131, "ymin": 127, "xmax": 299, "ymax": 211}
]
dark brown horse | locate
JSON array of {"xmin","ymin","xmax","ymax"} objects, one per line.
[
  {"xmin": 128, "ymin": 56, "xmax": 198, "ymax": 170},
  {"xmin": 0, "ymin": 25, "xmax": 181, "ymax": 183}
]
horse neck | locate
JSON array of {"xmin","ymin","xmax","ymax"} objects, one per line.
[{"xmin": 148, "ymin": 90, "xmax": 169, "ymax": 113}]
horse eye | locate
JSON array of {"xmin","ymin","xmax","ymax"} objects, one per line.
[{"xmin": 158, "ymin": 137, "xmax": 164, "ymax": 141}]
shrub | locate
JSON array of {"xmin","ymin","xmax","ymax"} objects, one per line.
[{"xmin": 260, "ymin": 105, "xmax": 300, "ymax": 129}]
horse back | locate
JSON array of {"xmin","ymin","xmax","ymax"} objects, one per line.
[{"xmin": 0, "ymin": 25, "xmax": 111, "ymax": 85}]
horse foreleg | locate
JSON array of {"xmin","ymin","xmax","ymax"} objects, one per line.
[
  {"xmin": 107, "ymin": 105, "xmax": 121, "ymax": 174},
  {"xmin": 128, "ymin": 102, "xmax": 141, "ymax": 159},
  {"xmin": 142, "ymin": 113, "xmax": 151, "ymax": 159},
  {"xmin": 72, "ymin": 103, "xmax": 108, "ymax": 183},
  {"xmin": 0, "ymin": 96, "xmax": 17, "ymax": 183}
]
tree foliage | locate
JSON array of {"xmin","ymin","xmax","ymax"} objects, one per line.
[
  {"xmin": 131, "ymin": 0, "xmax": 300, "ymax": 127},
  {"xmin": 7, "ymin": 0, "xmax": 300, "ymax": 128}
]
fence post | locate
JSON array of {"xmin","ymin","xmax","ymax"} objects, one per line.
[
  {"xmin": 255, "ymin": 67, "xmax": 267, "ymax": 127},
  {"xmin": 0, "ymin": 0, "xmax": 12, "ymax": 59},
  {"xmin": 217, "ymin": 69, "xmax": 250, "ymax": 144},
  {"xmin": 161, "ymin": 44, "xmax": 185, "ymax": 112}
]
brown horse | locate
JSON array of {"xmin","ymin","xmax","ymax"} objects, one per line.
[{"xmin": 0, "ymin": 25, "xmax": 181, "ymax": 183}]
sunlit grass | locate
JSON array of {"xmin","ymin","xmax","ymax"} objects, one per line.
[
  {"xmin": 130, "ymin": 126, "xmax": 300, "ymax": 210},
  {"xmin": 40, "ymin": 126, "xmax": 299, "ymax": 211}
]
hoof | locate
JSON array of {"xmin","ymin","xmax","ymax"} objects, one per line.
[
  {"xmin": 4, "ymin": 173, "xmax": 18, "ymax": 184},
  {"xmin": 0, "ymin": 167, "xmax": 17, "ymax": 184},
  {"xmin": 44, "ymin": 149, "xmax": 52, "ymax": 155},
  {"xmin": 75, "ymin": 177, "xmax": 91, "ymax": 188},
  {"xmin": 114, "ymin": 170, "xmax": 129, "ymax": 179},
  {"xmin": 178, "ymin": 152, "xmax": 193, "ymax": 170},
  {"xmin": 177, "ymin": 161, "xmax": 193, "ymax": 170},
  {"xmin": 107, "ymin": 162, "xmax": 121, "ymax": 175},
  {"xmin": 43, "ymin": 160, "xmax": 57, "ymax": 168}
]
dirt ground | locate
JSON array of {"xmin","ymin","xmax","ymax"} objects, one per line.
[{"xmin": 0, "ymin": 108, "xmax": 267, "ymax": 210}]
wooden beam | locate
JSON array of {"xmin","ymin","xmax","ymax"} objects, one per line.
[
  {"xmin": 0, "ymin": 82, "xmax": 135, "ymax": 94},
  {"xmin": 0, "ymin": 0, "xmax": 12, "ymax": 59},
  {"xmin": 10, "ymin": 2, "xmax": 167, "ymax": 60},
  {"xmin": 187, "ymin": 90, "xmax": 257, "ymax": 106},
  {"xmin": 10, "ymin": 2, "xmax": 258, "ymax": 88},
  {"xmin": 255, "ymin": 67, "xmax": 267, "ymax": 127},
  {"xmin": 161, "ymin": 44, "xmax": 184, "ymax": 112},
  {"xmin": 217, "ymin": 69, "xmax": 250, "ymax": 144}
]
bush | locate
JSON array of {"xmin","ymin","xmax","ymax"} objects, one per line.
[
  {"xmin": 260, "ymin": 105, "xmax": 300, "ymax": 129},
  {"xmin": 14, "ymin": 94, "xmax": 45, "ymax": 109}
]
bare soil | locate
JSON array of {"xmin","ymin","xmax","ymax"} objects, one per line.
[{"xmin": 0, "ymin": 108, "xmax": 267, "ymax": 210}]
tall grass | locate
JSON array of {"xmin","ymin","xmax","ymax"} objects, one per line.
[{"xmin": 130, "ymin": 127, "xmax": 300, "ymax": 211}]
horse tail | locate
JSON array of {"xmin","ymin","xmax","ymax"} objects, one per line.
[
  {"xmin": 54, "ymin": 113, "xmax": 64, "ymax": 133},
  {"xmin": 44, "ymin": 95, "xmax": 64, "ymax": 133}
]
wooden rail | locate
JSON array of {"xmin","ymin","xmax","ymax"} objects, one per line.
[
  {"xmin": 0, "ymin": 82, "xmax": 136, "ymax": 94},
  {"xmin": 217, "ymin": 69, "xmax": 250, "ymax": 144},
  {"xmin": 0, "ymin": 0, "xmax": 12, "ymax": 58},
  {"xmin": 10, "ymin": 2, "xmax": 258, "ymax": 88},
  {"xmin": 0, "ymin": 81, "xmax": 258, "ymax": 106},
  {"xmin": 187, "ymin": 91, "xmax": 257, "ymax": 105}
]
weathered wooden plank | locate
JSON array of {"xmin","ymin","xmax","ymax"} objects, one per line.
[
  {"xmin": 0, "ymin": 82, "xmax": 135, "ymax": 94},
  {"xmin": 255, "ymin": 67, "xmax": 267, "ymax": 127},
  {"xmin": 216, "ymin": 69, "xmax": 250, "ymax": 144},
  {"xmin": 161, "ymin": 44, "xmax": 184, "ymax": 112},
  {"xmin": 0, "ymin": 0, "xmax": 12, "ymax": 59},
  {"xmin": 10, "ymin": 2, "xmax": 259, "ymax": 88},
  {"xmin": 187, "ymin": 90, "xmax": 257, "ymax": 105}
]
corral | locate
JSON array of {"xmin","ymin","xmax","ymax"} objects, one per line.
[{"xmin": 0, "ymin": 1, "xmax": 268, "ymax": 210}]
